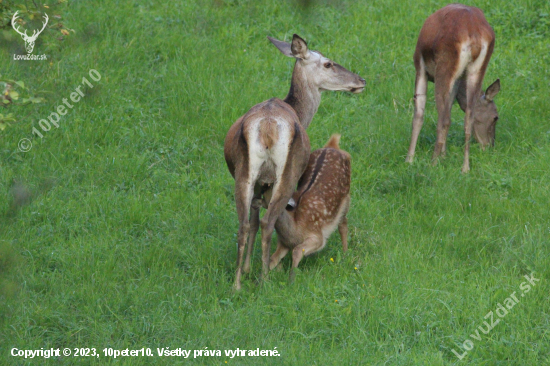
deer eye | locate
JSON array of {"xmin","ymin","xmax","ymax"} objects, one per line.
[{"xmin": 324, "ymin": 62, "xmax": 332, "ymax": 69}]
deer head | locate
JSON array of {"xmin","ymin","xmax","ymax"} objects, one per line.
[
  {"xmin": 268, "ymin": 34, "xmax": 365, "ymax": 129},
  {"xmin": 12, "ymin": 11, "xmax": 49, "ymax": 54},
  {"xmin": 473, "ymin": 79, "xmax": 501, "ymax": 147},
  {"xmin": 268, "ymin": 34, "xmax": 366, "ymax": 94}
]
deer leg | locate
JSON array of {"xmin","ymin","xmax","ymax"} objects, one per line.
[
  {"xmin": 243, "ymin": 204, "xmax": 259, "ymax": 274},
  {"xmin": 289, "ymin": 235, "xmax": 324, "ymax": 283},
  {"xmin": 269, "ymin": 238, "xmax": 289, "ymax": 271},
  {"xmin": 338, "ymin": 217, "xmax": 349, "ymax": 253},
  {"xmin": 233, "ymin": 176, "xmax": 255, "ymax": 291},
  {"xmin": 462, "ymin": 73, "xmax": 483, "ymax": 174},
  {"xmin": 243, "ymin": 187, "xmax": 263, "ymax": 274},
  {"xmin": 259, "ymin": 179, "xmax": 295, "ymax": 281},
  {"xmin": 259, "ymin": 139, "xmax": 309, "ymax": 281},
  {"xmin": 406, "ymin": 66, "xmax": 428, "ymax": 163},
  {"xmin": 432, "ymin": 74, "xmax": 454, "ymax": 164},
  {"xmin": 338, "ymin": 195, "xmax": 351, "ymax": 253},
  {"xmin": 441, "ymin": 82, "xmax": 460, "ymax": 156},
  {"xmin": 259, "ymin": 159, "xmax": 303, "ymax": 280}
]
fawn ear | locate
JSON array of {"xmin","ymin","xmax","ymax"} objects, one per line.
[
  {"xmin": 290, "ymin": 34, "xmax": 311, "ymax": 60},
  {"xmin": 268, "ymin": 36, "xmax": 294, "ymax": 57},
  {"xmin": 485, "ymin": 79, "xmax": 500, "ymax": 102}
]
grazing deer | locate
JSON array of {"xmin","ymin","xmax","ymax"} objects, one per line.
[
  {"xmin": 12, "ymin": 11, "xmax": 49, "ymax": 54},
  {"xmin": 266, "ymin": 134, "xmax": 351, "ymax": 282},
  {"xmin": 405, "ymin": 4, "xmax": 501, "ymax": 173},
  {"xmin": 224, "ymin": 34, "xmax": 365, "ymax": 290}
]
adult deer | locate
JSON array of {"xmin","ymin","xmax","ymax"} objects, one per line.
[
  {"xmin": 12, "ymin": 11, "xmax": 49, "ymax": 54},
  {"xmin": 266, "ymin": 134, "xmax": 351, "ymax": 282},
  {"xmin": 224, "ymin": 34, "xmax": 365, "ymax": 290},
  {"xmin": 405, "ymin": 4, "xmax": 501, "ymax": 173}
]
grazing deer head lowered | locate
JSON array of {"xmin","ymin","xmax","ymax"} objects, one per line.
[
  {"xmin": 12, "ymin": 11, "xmax": 49, "ymax": 54},
  {"xmin": 405, "ymin": 4, "xmax": 501, "ymax": 173}
]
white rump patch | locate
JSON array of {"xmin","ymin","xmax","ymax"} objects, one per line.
[{"xmin": 247, "ymin": 117, "xmax": 292, "ymax": 186}]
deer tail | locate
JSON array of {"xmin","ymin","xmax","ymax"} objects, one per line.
[
  {"xmin": 259, "ymin": 118, "xmax": 279, "ymax": 149},
  {"xmin": 324, "ymin": 134, "xmax": 341, "ymax": 150}
]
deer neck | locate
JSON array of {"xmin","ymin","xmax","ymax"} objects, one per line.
[
  {"xmin": 274, "ymin": 209, "xmax": 300, "ymax": 246},
  {"xmin": 455, "ymin": 78, "xmax": 482, "ymax": 112},
  {"xmin": 284, "ymin": 62, "xmax": 321, "ymax": 129}
]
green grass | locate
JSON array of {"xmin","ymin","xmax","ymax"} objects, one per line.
[{"xmin": 1, "ymin": 0, "xmax": 549, "ymax": 364}]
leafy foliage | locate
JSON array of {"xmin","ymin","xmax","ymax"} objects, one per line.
[
  {"xmin": 0, "ymin": 0, "xmax": 71, "ymax": 133},
  {"xmin": 0, "ymin": 76, "xmax": 44, "ymax": 131}
]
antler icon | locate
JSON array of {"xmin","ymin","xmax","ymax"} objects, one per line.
[{"xmin": 12, "ymin": 11, "xmax": 49, "ymax": 54}]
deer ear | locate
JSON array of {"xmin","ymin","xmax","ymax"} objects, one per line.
[
  {"xmin": 267, "ymin": 36, "xmax": 294, "ymax": 57},
  {"xmin": 290, "ymin": 34, "xmax": 310, "ymax": 60},
  {"xmin": 485, "ymin": 79, "xmax": 500, "ymax": 101}
]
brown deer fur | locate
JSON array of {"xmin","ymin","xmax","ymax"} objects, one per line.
[
  {"xmin": 224, "ymin": 98, "xmax": 310, "ymax": 290},
  {"xmin": 224, "ymin": 34, "xmax": 364, "ymax": 290},
  {"xmin": 406, "ymin": 4, "xmax": 501, "ymax": 173},
  {"xmin": 267, "ymin": 134, "xmax": 351, "ymax": 282}
]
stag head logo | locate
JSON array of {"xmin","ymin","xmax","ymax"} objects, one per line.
[{"xmin": 12, "ymin": 11, "xmax": 49, "ymax": 54}]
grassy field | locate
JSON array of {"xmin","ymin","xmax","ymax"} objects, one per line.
[{"xmin": 1, "ymin": 0, "xmax": 549, "ymax": 364}]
